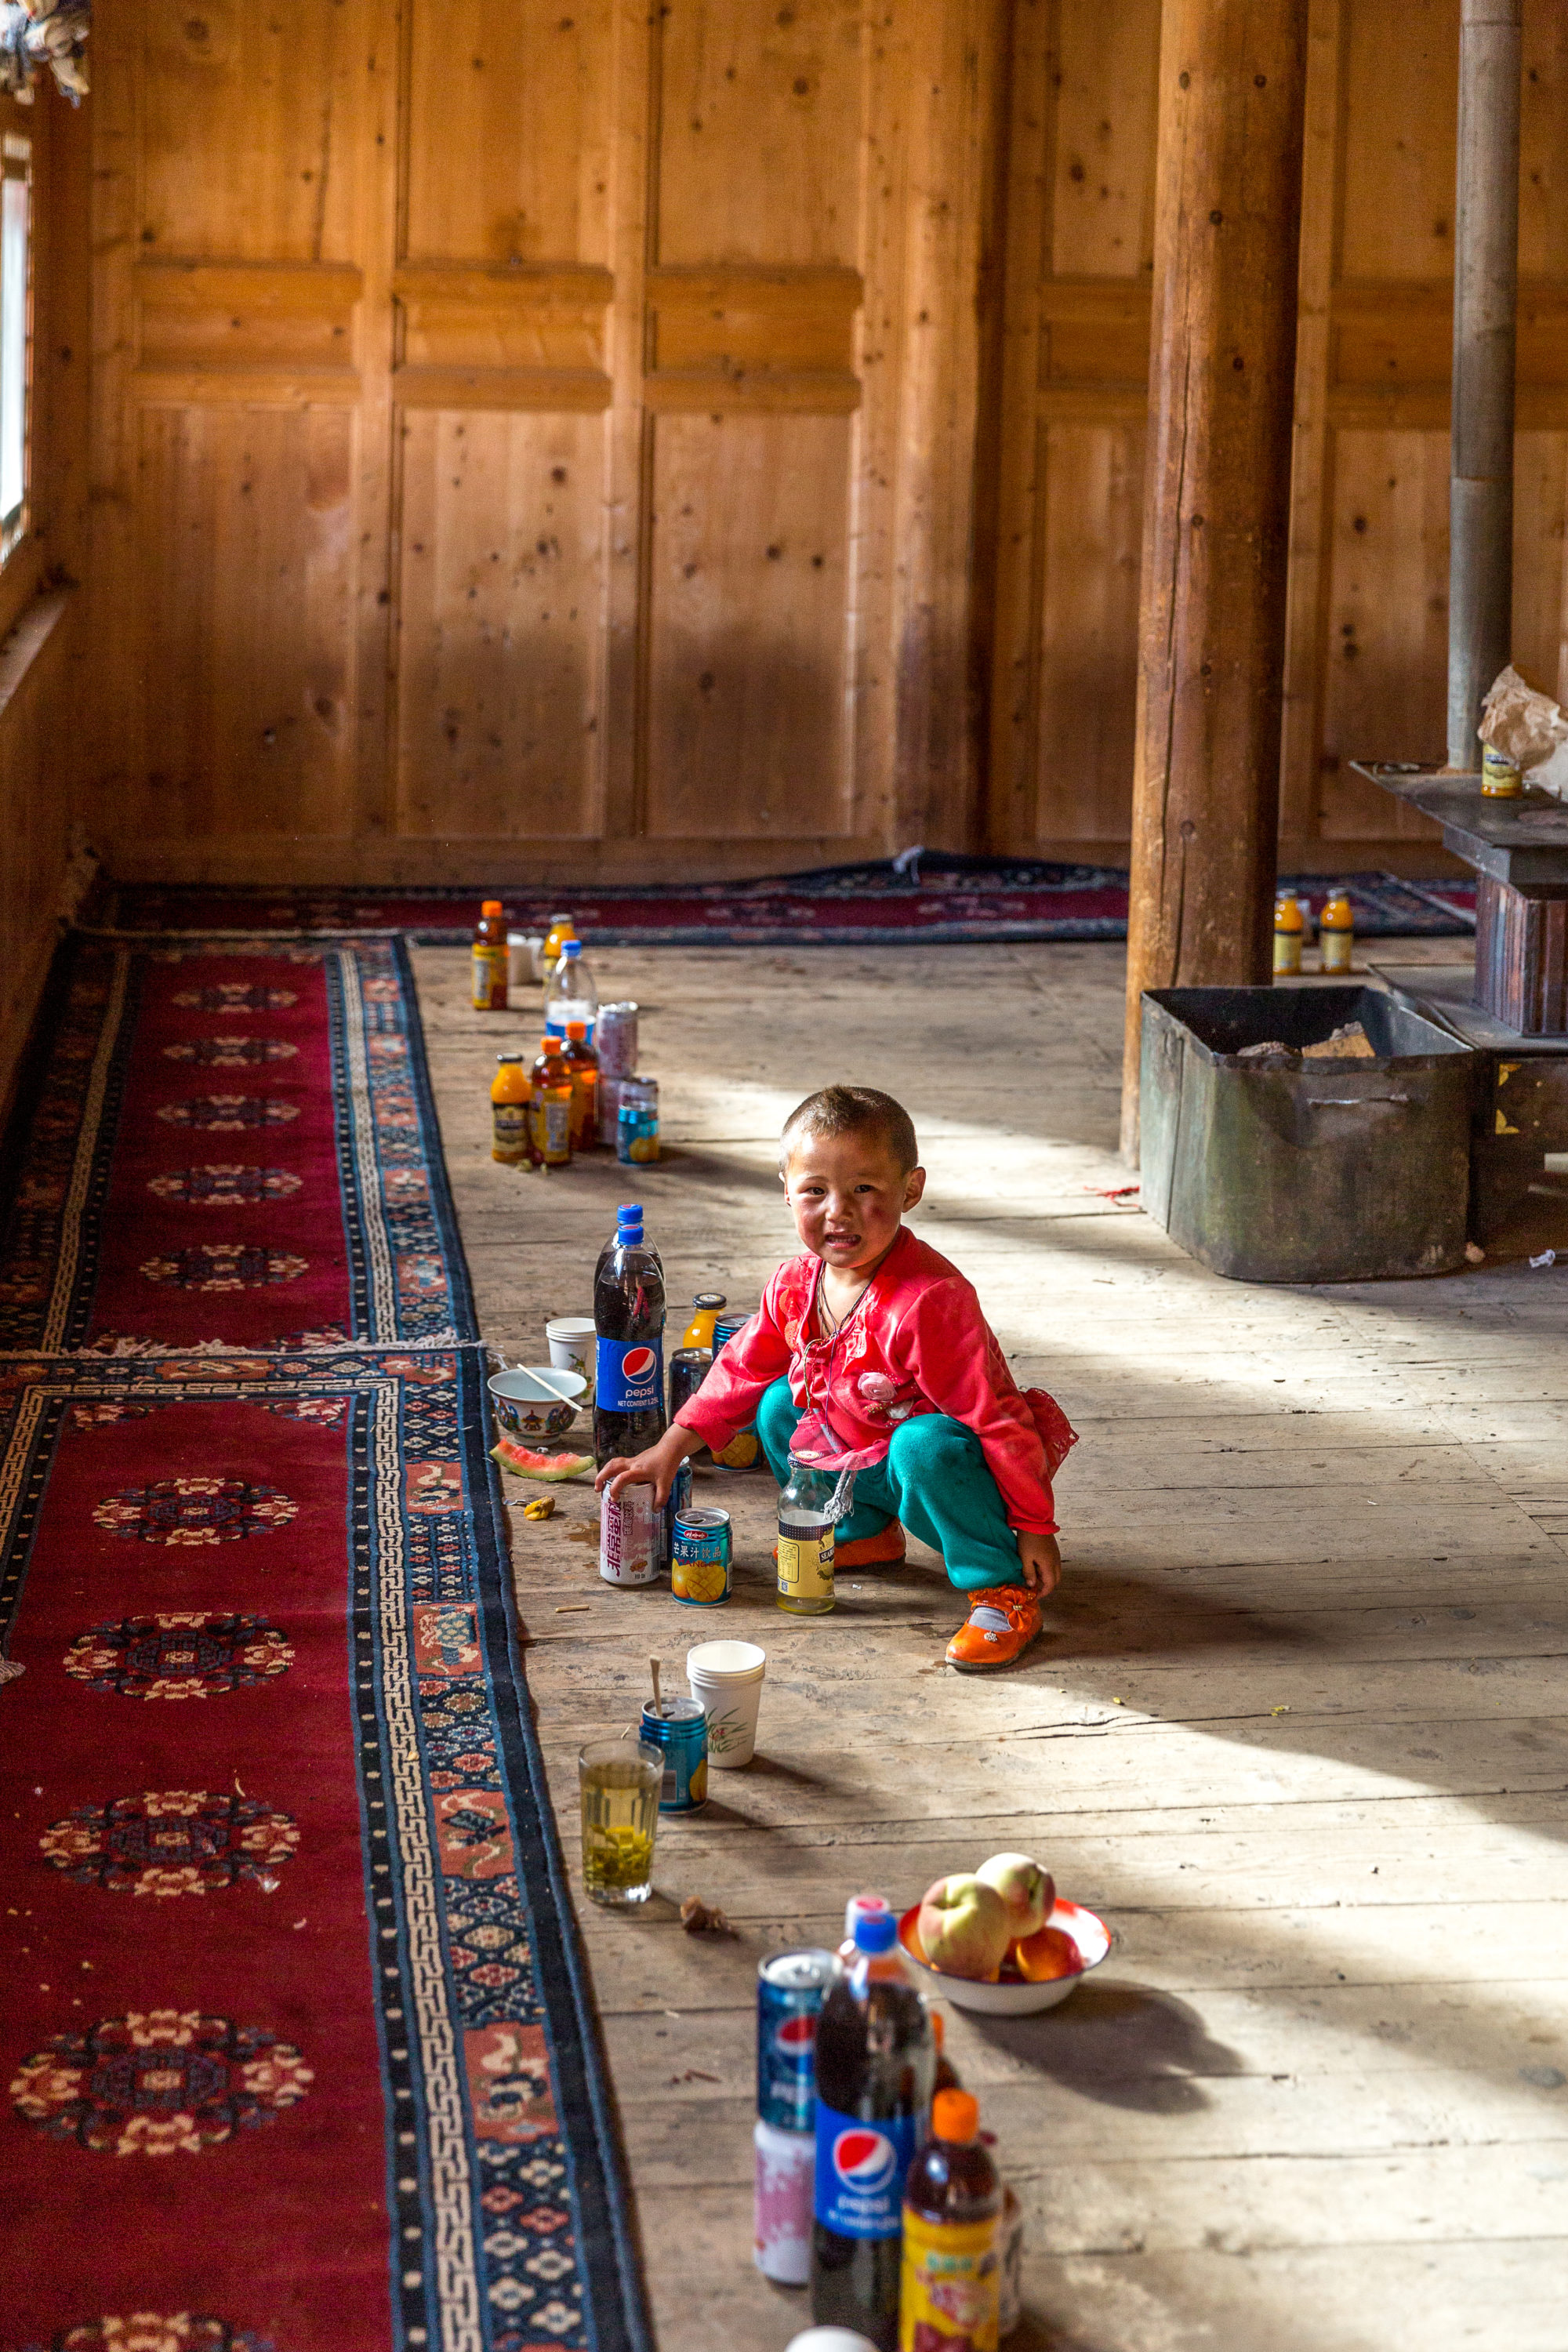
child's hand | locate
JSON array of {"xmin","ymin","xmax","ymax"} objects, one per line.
[
  {"xmin": 1014, "ymin": 1532, "xmax": 1061, "ymax": 1595},
  {"xmin": 594, "ymin": 1426, "xmax": 691, "ymax": 1507}
]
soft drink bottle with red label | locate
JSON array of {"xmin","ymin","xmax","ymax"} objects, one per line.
[
  {"xmin": 811, "ymin": 1912, "xmax": 934, "ymax": 2350},
  {"xmin": 593, "ymin": 1204, "xmax": 666, "ymax": 1468}
]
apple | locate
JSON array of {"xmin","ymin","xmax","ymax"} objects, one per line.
[
  {"xmin": 976, "ymin": 1852, "xmax": 1054, "ymax": 1940},
  {"xmin": 917, "ymin": 1873, "xmax": 1014, "ymax": 1980}
]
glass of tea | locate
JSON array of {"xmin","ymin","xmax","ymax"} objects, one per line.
[{"xmin": 579, "ymin": 1739, "xmax": 662, "ymax": 1907}]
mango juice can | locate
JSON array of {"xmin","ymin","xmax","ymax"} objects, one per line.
[{"xmin": 672, "ymin": 1507, "xmax": 732, "ymax": 1606}]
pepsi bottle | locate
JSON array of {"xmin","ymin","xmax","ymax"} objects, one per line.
[
  {"xmin": 811, "ymin": 1911, "xmax": 935, "ymax": 2349},
  {"xmin": 593, "ymin": 1203, "xmax": 666, "ymax": 1468}
]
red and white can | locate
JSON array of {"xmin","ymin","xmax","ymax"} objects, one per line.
[
  {"xmin": 597, "ymin": 1000, "xmax": 639, "ymax": 1078},
  {"xmin": 600, "ymin": 1483, "xmax": 661, "ymax": 1587},
  {"xmin": 753, "ymin": 2116, "xmax": 813, "ymax": 2285}
]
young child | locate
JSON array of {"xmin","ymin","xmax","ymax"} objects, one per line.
[{"xmin": 596, "ymin": 1084, "xmax": 1075, "ymax": 1670}]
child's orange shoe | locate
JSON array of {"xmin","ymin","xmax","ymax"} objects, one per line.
[{"xmin": 945, "ymin": 1584, "xmax": 1041, "ymax": 1671}]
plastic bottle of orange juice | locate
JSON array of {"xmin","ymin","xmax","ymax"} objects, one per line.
[
  {"xmin": 540, "ymin": 911, "xmax": 577, "ymax": 986},
  {"xmin": 472, "ymin": 900, "xmax": 508, "ymax": 1009},
  {"xmin": 681, "ymin": 1292, "xmax": 728, "ymax": 1352},
  {"xmin": 529, "ymin": 1036, "xmax": 574, "ymax": 1167},
  {"xmin": 1319, "ymin": 887, "xmax": 1355, "ymax": 974},
  {"xmin": 1272, "ymin": 891, "xmax": 1304, "ymax": 976},
  {"xmin": 491, "ymin": 1052, "xmax": 533, "ymax": 1165}
]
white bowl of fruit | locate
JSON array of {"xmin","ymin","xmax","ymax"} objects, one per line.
[{"xmin": 897, "ymin": 1853, "xmax": 1109, "ymax": 2016}]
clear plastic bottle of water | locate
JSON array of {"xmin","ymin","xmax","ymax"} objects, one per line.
[{"xmin": 545, "ymin": 938, "xmax": 599, "ymax": 1040}]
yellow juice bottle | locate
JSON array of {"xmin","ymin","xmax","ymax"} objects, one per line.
[
  {"xmin": 1319, "ymin": 887, "xmax": 1355, "ymax": 974},
  {"xmin": 490, "ymin": 1052, "xmax": 533, "ymax": 1165},
  {"xmin": 682, "ymin": 1292, "xmax": 728, "ymax": 1351},
  {"xmin": 540, "ymin": 911, "xmax": 577, "ymax": 985},
  {"xmin": 1272, "ymin": 891, "xmax": 1304, "ymax": 975}
]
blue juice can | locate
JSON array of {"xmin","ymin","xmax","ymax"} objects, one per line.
[
  {"xmin": 639, "ymin": 1697, "xmax": 708, "ymax": 1813},
  {"xmin": 757, "ymin": 1947, "xmax": 836, "ymax": 2131},
  {"xmin": 671, "ymin": 1507, "xmax": 732, "ymax": 1606}
]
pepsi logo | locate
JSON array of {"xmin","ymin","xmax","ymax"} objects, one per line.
[
  {"xmin": 621, "ymin": 1346, "xmax": 658, "ymax": 1381},
  {"xmin": 832, "ymin": 2128, "xmax": 897, "ymax": 2195},
  {"xmin": 772, "ymin": 2013, "xmax": 816, "ymax": 2056}
]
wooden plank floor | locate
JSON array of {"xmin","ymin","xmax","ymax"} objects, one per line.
[{"xmin": 412, "ymin": 938, "xmax": 1568, "ymax": 2352}]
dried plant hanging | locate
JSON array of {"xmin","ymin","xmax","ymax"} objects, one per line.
[{"xmin": 0, "ymin": 1, "xmax": 89, "ymax": 105}]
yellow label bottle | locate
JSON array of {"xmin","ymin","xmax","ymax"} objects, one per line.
[
  {"xmin": 900, "ymin": 2089, "xmax": 1001, "ymax": 2352},
  {"xmin": 472, "ymin": 899, "xmax": 508, "ymax": 1009},
  {"xmin": 491, "ymin": 1053, "xmax": 532, "ymax": 1165},
  {"xmin": 1272, "ymin": 891, "xmax": 1304, "ymax": 975},
  {"xmin": 1319, "ymin": 887, "xmax": 1355, "ymax": 973}
]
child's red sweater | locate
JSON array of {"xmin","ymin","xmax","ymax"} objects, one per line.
[{"xmin": 673, "ymin": 1227, "xmax": 1074, "ymax": 1534}]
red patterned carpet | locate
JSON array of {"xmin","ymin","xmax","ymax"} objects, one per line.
[{"xmin": 0, "ymin": 935, "xmax": 649, "ymax": 2352}]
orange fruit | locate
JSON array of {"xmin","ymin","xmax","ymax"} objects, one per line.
[{"xmin": 1011, "ymin": 1925, "xmax": 1082, "ymax": 1983}]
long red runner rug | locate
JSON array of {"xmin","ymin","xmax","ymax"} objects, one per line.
[{"xmin": 0, "ymin": 936, "xmax": 650, "ymax": 2352}]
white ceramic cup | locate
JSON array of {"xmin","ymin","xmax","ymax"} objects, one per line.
[
  {"xmin": 686, "ymin": 1639, "xmax": 767, "ymax": 1768},
  {"xmin": 546, "ymin": 1316, "xmax": 597, "ymax": 1395}
]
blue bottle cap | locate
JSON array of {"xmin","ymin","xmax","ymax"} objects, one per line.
[
  {"xmin": 562, "ymin": 939, "xmax": 581, "ymax": 957},
  {"xmin": 618, "ymin": 1202, "xmax": 642, "ymax": 1222},
  {"xmin": 855, "ymin": 1913, "xmax": 897, "ymax": 1955}
]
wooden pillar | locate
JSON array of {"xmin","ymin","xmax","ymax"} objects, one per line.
[
  {"xmin": 1447, "ymin": 0, "xmax": 1521, "ymax": 773},
  {"xmin": 1120, "ymin": 0, "xmax": 1310, "ymax": 1160}
]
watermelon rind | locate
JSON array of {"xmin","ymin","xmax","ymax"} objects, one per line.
[{"xmin": 492, "ymin": 1439, "xmax": 592, "ymax": 1482}]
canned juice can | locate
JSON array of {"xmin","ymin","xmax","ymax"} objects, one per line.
[
  {"xmin": 640, "ymin": 1697, "xmax": 709, "ymax": 1812},
  {"xmin": 710, "ymin": 1315, "xmax": 760, "ymax": 1470},
  {"xmin": 597, "ymin": 1001, "xmax": 639, "ymax": 1078},
  {"xmin": 617, "ymin": 1077, "xmax": 659, "ymax": 1166},
  {"xmin": 670, "ymin": 1345, "xmax": 712, "ymax": 1422},
  {"xmin": 757, "ymin": 1947, "xmax": 835, "ymax": 2132},
  {"xmin": 672, "ymin": 1507, "xmax": 732, "ymax": 1606},
  {"xmin": 600, "ymin": 1484, "xmax": 660, "ymax": 1587},
  {"xmin": 754, "ymin": 2116, "xmax": 814, "ymax": 2286}
]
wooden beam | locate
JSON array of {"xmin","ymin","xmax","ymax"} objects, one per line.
[
  {"xmin": 1120, "ymin": 0, "xmax": 1311, "ymax": 1160},
  {"xmin": 1446, "ymin": 0, "xmax": 1522, "ymax": 771}
]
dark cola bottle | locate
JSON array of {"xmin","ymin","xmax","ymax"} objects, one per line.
[
  {"xmin": 593, "ymin": 1203, "xmax": 666, "ymax": 1468},
  {"xmin": 811, "ymin": 1911, "xmax": 935, "ymax": 2350}
]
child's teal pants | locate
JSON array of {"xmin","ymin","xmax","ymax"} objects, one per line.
[{"xmin": 756, "ymin": 1377, "xmax": 1026, "ymax": 1592}]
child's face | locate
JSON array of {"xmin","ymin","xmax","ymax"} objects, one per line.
[{"xmin": 782, "ymin": 1129, "xmax": 926, "ymax": 1276}]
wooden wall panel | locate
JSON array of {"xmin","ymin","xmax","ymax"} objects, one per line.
[
  {"xmin": 645, "ymin": 412, "xmax": 851, "ymax": 837},
  {"xmin": 402, "ymin": 2, "xmax": 615, "ymax": 265},
  {"xmin": 85, "ymin": 0, "xmax": 1000, "ymax": 882},
  {"xmin": 140, "ymin": 0, "xmax": 365, "ymax": 263},
  {"xmin": 133, "ymin": 405, "xmax": 357, "ymax": 843},
  {"xmin": 394, "ymin": 409, "xmax": 608, "ymax": 838},
  {"xmin": 993, "ymin": 0, "xmax": 1568, "ymax": 871},
  {"xmin": 655, "ymin": 1, "xmax": 864, "ymax": 267}
]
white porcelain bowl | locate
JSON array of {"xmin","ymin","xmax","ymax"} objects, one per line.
[
  {"xmin": 896, "ymin": 1897, "xmax": 1110, "ymax": 2015},
  {"xmin": 488, "ymin": 1365, "xmax": 587, "ymax": 1440}
]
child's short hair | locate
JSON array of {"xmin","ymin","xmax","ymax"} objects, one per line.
[{"xmin": 780, "ymin": 1086, "xmax": 920, "ymax": 1175}]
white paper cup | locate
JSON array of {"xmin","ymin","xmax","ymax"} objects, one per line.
[
  {"xmin": 546, "ymin": 1317, "xmax": 597, "ymax": 1394},
  {"xmin": 686, "ymin": 1639, "xmax": 767, "ymax": 1768}
]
